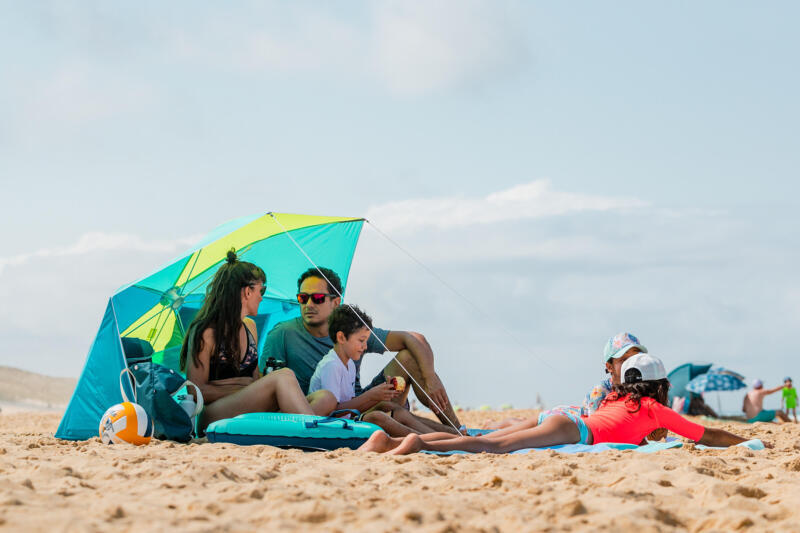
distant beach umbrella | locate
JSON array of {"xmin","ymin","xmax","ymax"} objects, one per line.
[{"xmin": 685, "ymin": 366, "xmax": 747, "ymax": 393}]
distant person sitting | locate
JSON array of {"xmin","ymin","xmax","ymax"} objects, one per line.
[
  {"xmin": 687, "ymin": 395, "xmax": 719, "ymax": 418},
  {"xmin": 308, "ymin": 305, "xmax": 458, "ymax": 436},
  {"xmin": 782, "ymin": 377, "xmax": 797, "ymax": 423},
  {"xmin": 262, "ymin": 267, "xmax": 461, "ymax": 429},
  {"xmin": 743, "ymin": 380, "xmax": 790, "ymax": 423}
]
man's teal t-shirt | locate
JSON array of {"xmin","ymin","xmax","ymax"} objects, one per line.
[{"xmin": 260, "ymin": 317, "xmax": 389, "ymax": 395}]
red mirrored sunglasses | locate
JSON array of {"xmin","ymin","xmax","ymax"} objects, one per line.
[{"xmin": 296, "ymin": 292, "xmax": 336, "ymax": 305}]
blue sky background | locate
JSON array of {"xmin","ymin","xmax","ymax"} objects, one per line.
[{"xmin": 1, "ymin": 1, "xmax": 798, "ymax": 412}]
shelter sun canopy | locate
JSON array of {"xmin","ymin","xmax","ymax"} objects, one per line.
[{"xmin": 56, "ymin": 212, "xmax": 364, "ymax": 441}]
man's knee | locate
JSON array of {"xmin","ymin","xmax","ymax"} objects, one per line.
[
  {"xmin": 394, "ymin": 349, "xmax": 417, "ymax": 373},
  {"xmin": 363, "ymin": 411, "xmax": 389, "ymax": 424}
]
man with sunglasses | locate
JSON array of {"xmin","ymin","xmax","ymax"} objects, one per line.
[{"xmin": 261, "ymin": 267, "xmax": 461, "ymax": 428}]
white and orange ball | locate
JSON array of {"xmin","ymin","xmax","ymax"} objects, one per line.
[{"xmin": 99, "ymin": 402, "xmax": 153, "ymax": 445}]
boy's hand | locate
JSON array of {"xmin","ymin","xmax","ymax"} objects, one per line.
[{"xmin": 367, "ymin": 383, "xmax": 400, "ymax": 403}]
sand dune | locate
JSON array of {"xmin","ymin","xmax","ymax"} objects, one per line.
[
  {"xmin": 2, "ymin": 408, "xmax": 800, "ymax": 532},
  {"xmin": 0, "ymin": 366, "xmax": 76, "ymax": 410}
]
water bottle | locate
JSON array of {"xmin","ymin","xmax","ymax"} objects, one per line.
[
  {"xmin": 264, "ymin": 357, "xmax": 287, "ymax": 374},
  {"xmin": 175, "ymin": 393, "xmax": 196, "ymax": 420}
]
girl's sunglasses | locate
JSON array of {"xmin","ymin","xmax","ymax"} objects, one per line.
[
  {"xmin": 296, "ymin": 292, "xmax": 336, "ymax": 305},
  {"xmin": 248, "ymin": 283, "xmax": 266, "ymax": 296}
]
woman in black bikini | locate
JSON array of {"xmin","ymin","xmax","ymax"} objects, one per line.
[{"xmin": 180, "ymin": 250, "xmax": 336, "ymax": 431}]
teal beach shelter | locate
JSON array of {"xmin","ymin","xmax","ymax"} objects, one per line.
[{"xmin": 56, "ymin": 213, "xmax": 364, "ymax": 440}]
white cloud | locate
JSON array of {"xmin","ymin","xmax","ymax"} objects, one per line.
[
  {"xmin": 24, "ymin": 63, "xmax": 156, "ymax": 126},
  {"xmin": 371, "ymin": 1, "xmax": 528, "ymax": 95},
  {"xmin": 364, "ymin": 179, "xmax": 649, "ymax": 232},
  {"xmin": 166, "ymin": 2, "xmax": 528, "ymax": 96},
  {"xmin": 0, "ymin": 232, "xmax": 200, "ymax": 276}
]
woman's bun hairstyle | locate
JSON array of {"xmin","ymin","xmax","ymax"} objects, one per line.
[{"xmin": 226, "ymin": 248, "xmax": 238, "ymax": 265}]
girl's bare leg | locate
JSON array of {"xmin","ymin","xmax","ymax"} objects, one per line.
[
  {"xmin": 474, "ymin": 415, "xmax": 540, "ymax": 438},
  {"xmin": 307, "ymin": 390, "xmax": 337, "ymax": 416},
  {"xmin": 482, "ymin": 417, "xmax": 525, "ymax": 430},
  {"xmin": 358, "ymin": 415, "xmax": 544, "ymax": 453},
  {"xmin": 390, "ymin": 415, "xmax": 583, "ymax": 455},
  {"xmin": 359, "ymin": 430, "xmax": 402, "ymax": 453},
  {"xmin": 201, "ymin": 368, "xmax": 313, "ymax": 428}
]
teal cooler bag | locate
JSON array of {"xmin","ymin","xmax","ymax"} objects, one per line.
[
  {"xmin": 205, "ymin": 412, "xmax": 380, "ymax": 450},
  {"xmin": 120, "ymin": 361, "xmax": 203, "ymax": 443}
]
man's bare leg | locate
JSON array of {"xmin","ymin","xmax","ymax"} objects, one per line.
[
  {"xmin": 409, "ymin": 412, "xmax": 460, "ymax": 434},
  {"xmin": 362, "ymin": 411, "xmax": 422, "ymax": 437},
  {"xmin": 382, "ymin": 349, "xmax": 462, "ymax": 428},
  {"xmin": 387, "ymin": 408, "xmax": 442, "ymax": 434}
]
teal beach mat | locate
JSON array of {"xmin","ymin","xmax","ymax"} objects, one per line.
[{"xmin": 423, "ymin": 437, "xmax": 765, "ymax": 455}]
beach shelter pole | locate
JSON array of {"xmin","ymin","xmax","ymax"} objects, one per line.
[{"xmin": 56, "ymin": 213, "xmax": 364, "ymax": 440}]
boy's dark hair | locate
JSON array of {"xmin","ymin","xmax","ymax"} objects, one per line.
[
  {"xmin": 604, "ymin": 378, "xmax": 670, "ymax": 413},
  {"xmin": 297, "ymin": 267, "xmax": 342, "ymax": 296},
  {"xmin": 328, "ymin": 304, "xmax": 373, "ymax": 343}
]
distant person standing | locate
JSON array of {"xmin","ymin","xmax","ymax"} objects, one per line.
[
  {"xmin": 743, "ymin": 380, "xmax": 790, "ymax": 423},
  {"xmin": 782, "ymin": 377, "xmax": 797, "ymax": 423}
]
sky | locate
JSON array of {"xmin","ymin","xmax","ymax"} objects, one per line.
[{"xmin": 1, "ymin": 1, "xmax": 799, "ymax": 413}]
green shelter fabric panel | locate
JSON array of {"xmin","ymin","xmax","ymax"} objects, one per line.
[
  {"xmin": 127, "ymin": 255, "xmax": 191, "ymax": 294},
  {"xmin": 241, "ymin": 219, "xmax": 364, "ymax": 301},
  {"xmin": 112, "ymin": 286, "xmax": 164, "ymax": 333},
  {"xmin": 55, "ymin": 300, "xmax": 131, "ymax": 440},
  {"xmin": 191, "ymin": 214, "xmax": 263, "ymax": 250},
  {"xmin": 174, "ymin": 220, "xmax": 363, "ymax": 302}
]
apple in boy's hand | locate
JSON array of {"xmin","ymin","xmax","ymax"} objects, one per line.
[{"xmin": 389, "ymin": 376, "xmax": 406, "ymax": 392}]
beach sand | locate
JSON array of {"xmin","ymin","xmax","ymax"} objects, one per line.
[{"xmin": 2, "ymin": 409, "xmax": 800, "ymax": 532}]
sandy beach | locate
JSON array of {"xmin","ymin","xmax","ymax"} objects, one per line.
[{"xmin": 2, "ymin": 409, "xmax": 800, "ymax": 532}]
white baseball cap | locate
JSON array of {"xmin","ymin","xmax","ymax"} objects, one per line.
[{"xmin": 621, "ymin": 353, "xmax": 667, "ymax": 384}]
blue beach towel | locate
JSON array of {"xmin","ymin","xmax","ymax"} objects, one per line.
[{"xmin": 423, "ymin": 436, "xmax": 765, "ymax": 455}]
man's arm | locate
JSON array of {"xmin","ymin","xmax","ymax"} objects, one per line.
[
  {"xmin": 765, "ymin": 385, "xmax": 784, "ymax": 395},
  {"xmin": 383, "ymin": 331, "xmax": 452, "ymax": 413},
  {"xmin": 383, "ymin": 331, "xmax": 436, "ymax": 381}
]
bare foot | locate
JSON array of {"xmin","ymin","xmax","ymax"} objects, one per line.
[
  {"xmin": 358, "ymin": 430, "xmax": 398, "ymax": 453},
  {"xmin": 389, "ymin": 433, "xmax": 424, "ymax": 455}
]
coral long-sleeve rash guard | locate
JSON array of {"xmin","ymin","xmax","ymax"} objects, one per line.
[{"xmin": 585, "ymin": 395, "xmax": 705, "ymax": 445}]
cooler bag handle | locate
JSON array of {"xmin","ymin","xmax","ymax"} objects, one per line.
[
  {"xmin": 119, "ymin": 367, "xmax": 138, "ymax": 403},
  {"xmin": 305, "ymin": 416, "xmax": 353, "ymax": 430},
  {"xmin": 175, "ymin": 380, "xmax": 204, "ymax": 417},
  {"xmin": 329, "ymin": 409, "xmax": 361, "ymax": 419}
]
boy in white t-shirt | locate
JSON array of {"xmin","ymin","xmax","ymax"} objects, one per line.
[{"xmin": 309, "ymin": 305, "xmax": 458, "ymax": 437}]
